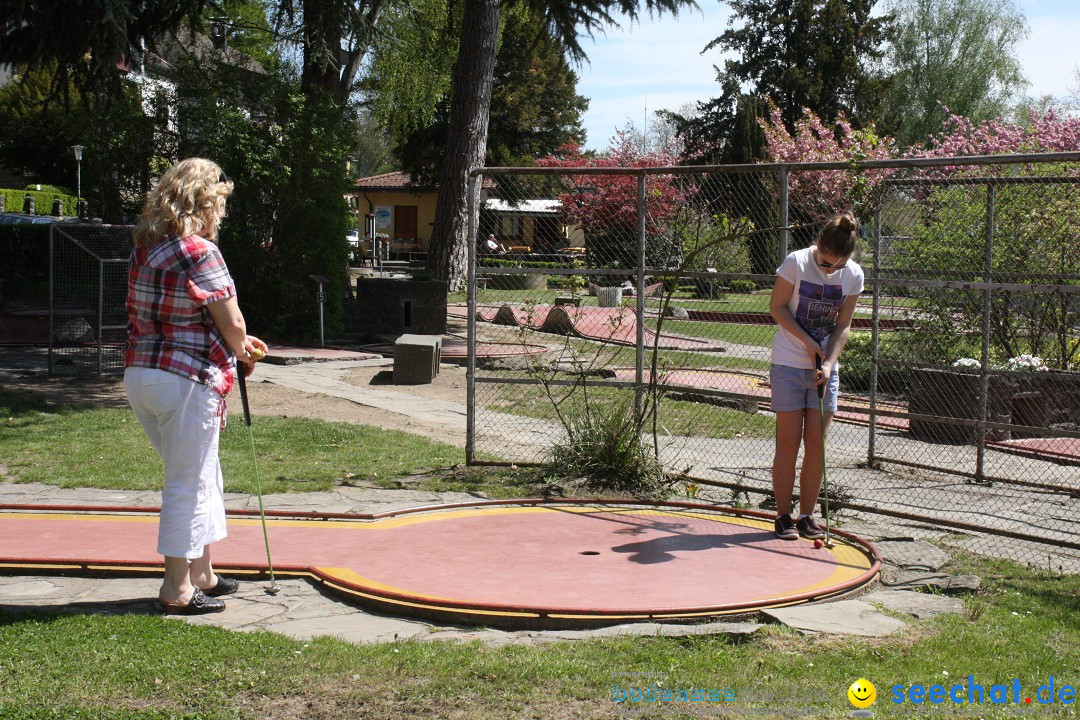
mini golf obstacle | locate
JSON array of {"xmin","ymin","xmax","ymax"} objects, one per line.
[
  {"xmin": 451, "ymin": 303, "xmax": 726, "ymax": 352},
  {"xmin": 0, "ymin": 499, "xmax": 879, "ymax": 628}
]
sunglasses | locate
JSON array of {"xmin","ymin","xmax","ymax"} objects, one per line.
[
  {"xmin": 816, "ymin": 249, "xmax": 848, "ymax": 271},
  {"xmin": 219, "ymin": 170, "xmax": 230, "ymax": 184}
]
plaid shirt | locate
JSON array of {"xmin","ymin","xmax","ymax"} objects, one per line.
[{"xmin": 124, "ymin": 235, "xmax": 237, "ymax": 396}]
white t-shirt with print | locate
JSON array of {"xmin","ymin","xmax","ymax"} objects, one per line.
[{"xmin": 771, "ymin": 247, "xmax": 865, "ymax": 370}]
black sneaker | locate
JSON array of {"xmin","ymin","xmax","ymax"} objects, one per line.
[
  {"xmin": 796, "ymin": 515, "xmax": 826, "ymax": 540},
  {"xmin": 774, "ymin": 513, "xmax": 799, "ymax": 541}
]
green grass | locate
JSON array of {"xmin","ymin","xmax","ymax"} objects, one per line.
[
  {"xmin": 1, "ymin": 553, "xmax": 1076, "ymax": 719},
  {"xmin": 0, "ymin": 388, "xmax": 462, "ymax": 494},
  {"xmin": 482, "ymin": 380, "xmax": 775, "ymax": 440},
  {"xmin": 645, "ymin": 291, "xmax": 772, "ymax": 314},
  {"xmin": 650, "ymin": 318, "xmax": 778, "ymax": 349},
  {"xmin": 1, "ymin": 385, "xmax": 1077, "ymax": 718}
]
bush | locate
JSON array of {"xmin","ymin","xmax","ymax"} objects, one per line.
[
  {"xmin": 728, "ymin": 279, "xmax": 757, "ymax": 293},
  {"xmin": 841, "ymin": 330, "xmax": 909, "ymax": 395},
  {"xmin": 1, "ymin": 188, "xmax": 77, "ymax": 217},
  {"xmin": 484, "ymin": 273, "xmax": 547, "ymax": 291},
  {"xmin": 548, "ymin": 397, "xmax": 674, "ymax": 501},
  {"xmin": 479, "ymin": 257, "xmax": 571, "ymax": 269},
  {"xmin": 672, "ymin": 212, "xmax": 753, "ymax": 298}
]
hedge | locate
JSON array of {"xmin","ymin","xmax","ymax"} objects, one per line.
[{"xmin": 0, "ymin": 188, "xmax": 78, "ymax": 217}]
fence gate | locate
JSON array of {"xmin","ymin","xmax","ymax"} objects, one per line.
[
  {"xmin": 49, "ymin": 224, "xmax": 132, "ymax": 376},
  {"xmin": 464, "ymin": 152, "xmax": 1080, "ymax": 570}
]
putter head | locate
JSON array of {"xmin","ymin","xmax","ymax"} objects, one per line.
[
  {"xmin": 824, "ymin": 538, "xmax": 836, "ymax": 549},
  {"xmin": 265, "ymin": 583, "xmax": 280, "ymax": 595}
]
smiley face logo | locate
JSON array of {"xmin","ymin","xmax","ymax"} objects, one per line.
[{"xmin": 848, "ymin": 679, "xmax": 876, "ymax": 709}]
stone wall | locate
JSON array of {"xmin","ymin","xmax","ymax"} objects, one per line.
[{"xmin": 340, "ymin": 278, "xmax": 447, "ymax": 340}]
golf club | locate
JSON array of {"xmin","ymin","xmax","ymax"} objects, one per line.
[
  {"xmin": 237, "ymin": 364, "xmax": 279, "ymax": 594},
  {"xmin": 815, "ymin": 356, "xmax": 835, "ymax": 549}
]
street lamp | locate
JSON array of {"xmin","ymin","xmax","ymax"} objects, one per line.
[{"xmin": 70, "ymin": 145, "xmax": 84, "ymax": 217}]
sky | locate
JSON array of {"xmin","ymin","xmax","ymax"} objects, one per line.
[{"xmin": 575, "ymin": 0, "xmax": 1080, "ymax": 150}]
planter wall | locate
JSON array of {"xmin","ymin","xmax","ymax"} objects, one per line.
[
  {"xmin": 908, "ymin": 368, "xmax": 1012, "ymax": 444},
  {"xmin": 342, "ymin": 278, "xmax": 447, "ymax": 340},
  {"xmin": 484, "ymin": 273, "xmax": 547, "ymax": 291},
  {"xmin": 907, "ymin": 368, "xmax": 1080, "ymax": 443},
  {"xmin": 1006, "ymin": 370, "xmax": 1080, "ymax": 432}
]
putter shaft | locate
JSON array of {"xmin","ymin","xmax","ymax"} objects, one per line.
[
  {"xmin": 237, "ymin": 370, "xmax": 278, "ymax": 592},
  {"xmin": 815, "ymin": 356, "xmax": 833, "ymax": 546}
]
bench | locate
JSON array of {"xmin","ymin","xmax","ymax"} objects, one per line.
[{"xmin": 393, "ymin": 334, "xmax": 443, "ymax": 384}]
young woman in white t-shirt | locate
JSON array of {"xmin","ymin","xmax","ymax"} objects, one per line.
[{"xmin": 768, "ymin": 212, "xmax": 865, "ymax": 541}]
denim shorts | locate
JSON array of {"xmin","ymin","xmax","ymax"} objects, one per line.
[{"xmin": 770, "ymin": 364, "xmax": 840, "ymax": 413}]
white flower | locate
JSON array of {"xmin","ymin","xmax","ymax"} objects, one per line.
[
  {"xmin": 1006, "ymin": 354, "xmax": 1048, "ymax": 372},
  {"xmin": 952, "ymin": 358, "xmax": 981, "ymax": 369}
]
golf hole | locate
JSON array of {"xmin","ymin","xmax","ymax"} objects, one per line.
[{"xmin": 579, "ymin": 550, "xmax": 600, "ymax": 556}]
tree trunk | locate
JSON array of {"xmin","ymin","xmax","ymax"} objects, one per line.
[
  {"xmin": 428, "ymin": 0, "xmax": 499, "ymax": 292},
  {"xmin": 301, "ymin": 0, "xmax": 343, "ymax": 97}
]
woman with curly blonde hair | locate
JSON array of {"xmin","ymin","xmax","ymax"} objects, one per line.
[{"xmin": 124, "ymin": 158, "xmax": 267, "ymax": 614}]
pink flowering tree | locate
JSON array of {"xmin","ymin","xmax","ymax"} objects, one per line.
[
  {"xmin": 535, "ymin": 132, "xmax": 687, "ymax": 270},
  {"xmin": 758, "ymin": 105, "xmax": 897, "ymax": 221},
  {"xmin": 894, "ymin": 109, "xmax": 1080, "ymax": 369},
  {"xmin": 912, "ymin": 107, "xmax": 1080, "ymax": 168}
]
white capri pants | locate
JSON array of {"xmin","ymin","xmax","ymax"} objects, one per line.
[{"xmin": 124, "ymin": 367, "xmax": 228, "ymax": 559}]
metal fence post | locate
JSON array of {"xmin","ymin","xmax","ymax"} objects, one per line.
[
  {"xmin": 466, "ymin": 172, "xmax": 481, "ymax": 465},
  {"xmin": 97, "ymin": 258, "xmax": 104, "ymax": 375},
  {"xmin": 635, "ymin": 173, "xmax": 646, "ymax": 420},
  {"xmin": 869, "ymin": 205, "xmax": 881, "ymax": 467},
  {"xmin": 779, "ymin": 166, "xmax": 789, "ymax": 262},
  {"xmin": 976, "ymin": 183, "xmax": 995, "ymax": 482},
  {"xmin": 48, "ymin": 225, "xmax": 54, "ymax": 375}
]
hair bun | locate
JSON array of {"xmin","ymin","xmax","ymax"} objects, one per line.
[{"xmin": 838, "ymin": 212, "xmax": 858, "ymax": 232}]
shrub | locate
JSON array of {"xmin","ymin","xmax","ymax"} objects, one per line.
[
  {"xmin": 479, "ymin": 257, "xmax": 571, "ymax": 269},
  {"xmin": 1, "ymin": 188, "xmax": 77, "ymax": 217},
  {"xmin": 671, "ymin": 212, "xmax": 753, "ymax": 298},
  {"xmin": 548, "ymin": 397, "xmax": 674, "ymax": 501},
  {"xmin": 728, "ymin": 279, "xmax": 757, "ymax": 293},
  {"xmin": 842, "ymin": 330, "xmax": 910, "ymax": 395}
]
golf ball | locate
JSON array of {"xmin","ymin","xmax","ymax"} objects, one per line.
[{"xmin": 814, "ymin": 539, "xmax": 824, "ymax": 549}]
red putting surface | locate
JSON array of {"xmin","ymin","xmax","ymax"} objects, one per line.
[
  {"xmin": 451, "ymin": 303, "xmax": 725, "ymax": 352},
  {"xmin": 0, "ymin": 500, "xmax": 879, "ymax": 628},
  {"xmin": 260, "ymin": 343, "xmax": 382, "ymax": 364},
  {"xmin": 359, "ymin": 335, "xmax": 548, "ymax": 359},
  {"xmin": 988, "ymin": 437, "xmax": 1080, "ymax": 466}
]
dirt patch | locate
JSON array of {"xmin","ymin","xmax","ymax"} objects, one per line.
[
  {"xmin": 338, "ymin": 363, "xmax": 468, "ymax": 405},
  {"xmin": 243, "ymin": 379, "xmax": 465, "ymax": 447},
  {"xmin": 0, "ymin": 370, "xmax": 129, "ymax": 409}
]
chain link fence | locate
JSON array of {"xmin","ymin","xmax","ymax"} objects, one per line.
[
  {"xmin": 49, "ymin": 224, "xmax": 132, "ymax": 376},
  {"xmin": 464, "ymin": 153, "xmax": 1080, "ymax": 568}
]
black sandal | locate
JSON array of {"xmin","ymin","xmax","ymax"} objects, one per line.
[
  {"xmin": 160, "ymin": 589, "xmax": 225, "ymax": 615},
  {"xmin": 203, "ymin": 575, "xmax": 240, "ymax": 597}
]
